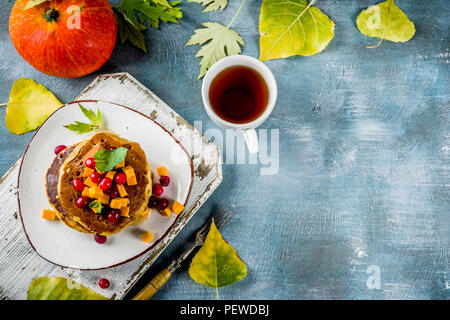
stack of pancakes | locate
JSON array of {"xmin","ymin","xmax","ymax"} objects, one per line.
[{"xmin": 45, "ymin": 132, "xmax": 152, "ymax": 235}]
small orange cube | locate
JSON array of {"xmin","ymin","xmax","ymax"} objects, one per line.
[
  {"xmin": 82, "ymin": 167, "xmax": 94, "ymax": 178},
  {"xmin": 97, "ymin": 193, "xmax": 110, "ymax": 205},
  {"xmin": 120, "ymin": 206, "xmax": 130, "ymax": 217},
  {"xmin": 160, "ymin": 207, "xmax": 171, "ymax": 218},
  {"xmin": 141, "ymin": 232, "xmax": 154, "ymax": 243},
  {"xmin": 123, "ymin": 166, "xmax": 137, "ymax": 186},
  {"xmin": 105, "ymin": 171, "xmax": 116, "ymax": 180},
  {"xmin": 84, "ymin": 177, "xmax": 97, "ymax": 188},
  {"xmin": 172, "ymin": 201, "xmax": 184, "ymax": 215},
  {"xmin": 156, "ymin": 166, "xmax": 168, "ymax": 176},
  {"xmin": 82, "ymin": 187, "xmax": 90, "ymax": 197},
  {"xmin": 117, "ymin": 184, "xmax": 128, "ymax": 197},
  {"xmin": 42, "ymin": 209, "xmax": 57, "ymax": 220},
  {"xmin": 115, "ymin": 160, "xmax": 125, "ymax": 169},
  {"xmin": 120, "ymin": 198, "xmax": 129, "ymax": 208},
  {"xmin": 110, "ymin": 198, "xmax": 123, "ymax": 209}
]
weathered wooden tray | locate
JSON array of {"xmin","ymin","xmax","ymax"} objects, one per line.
[{"xmin": 0, "ymin": 73, "xmax": 222, "ymax": 299}]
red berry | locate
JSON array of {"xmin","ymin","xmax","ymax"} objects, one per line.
[
  {"xmin": 108, "ymin": 185, "xmax": 119, "ymax": 198},
  {"xmin": 106, "ymin": 147, "xmax": 116, "ymax": 150},
  {"xmin": 99, "ymin": 177, "xmax": 112, "ymax": 191},
  {"xmin": 90, "ymin": 172, "xmax": 102, "ymax": 184},
  {"xmin": 72, "ymin": 178, "xmax": 85, "ymax": 192},
  {"xmin": 85, "ymin": 157, "xmax": 96, "ymax": 169},
  {"xmin": 54, "ymin": 145, "xmax": 67, "ymax": 155},
  {"xmin": 107, "ymin": 210, "xmax": 121, "ymax": 223},
  {"xmin": 115, "ymin": 172, "xmax": 127, "ymax": 185},
  {"xmin": 76, "ymin": 196, "xmax": 89, "ymax": 208},
  {"xmin": 99, "ymin": 278, "xmax": 110, "ymax": 289},
  {"xmin": 148, "ymin": 196, "xmax": 159, "ymax": 208},
  {"xmin": 159, "ymin": 175, "xmax": 170, "ymax": 187},
  {"xmin": 94, "ymin": 234, "xmax": 107, "ymax": 244},
  {"xmin": 157, "ymin": 198, "xmax": 169, "ymax": 210},
  {"xmin": 152, "ymin": 183, "xmax": 164, "ymax": 196}
]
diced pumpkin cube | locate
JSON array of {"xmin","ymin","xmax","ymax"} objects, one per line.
[
  {"xmin": 172, "ymin": 201, "xmax": 184, "ymax": 215},
  {"xmin": 110, "ymin": 198, "xmax": 123, "ymax": 209},
  {"xmin": 89, "ymin": 186, "xmax": 103, "ymax": 199},
  {"xmin": 82, "ymin": 167, "xmax": 94, "ymax": 178},
  {"xmin": 97, "ymin": 193, "xmax": 110, "ymax": 205},
  {"xmin": 117, "ymin": 184, "xmax": 128, "ymax": 197},
  {"xmin": 141, "ymin": 232, "xmax": 154, "ymax": 243},
  {"xmin": 84, "ymin": 177, "xmax": 97, "ymax": 187},
  {"xmin": 123, "ymin": 166, "xmax": 137, "ymax": 186},
  {"xmin": 115, "ymin": 160, "xmax": 125, "ymax": 169},
  {"xmin": 105, "ymin": 171, "xmax": 116, "ymax": 180},
  {"xmin": 120, "ymin": 198, "xmax": 129, "ymax": 208},
  {"xmin": 81, "ymin": 187, "xmax": 90, "ymax": 197},
  {"xmin": 42, "ymin": 209, "xmax": 57, "ymax": 220},
  {"xmin": 160, "ymin": 207, "xmax": 171, "ymax": 218},
  {"xmin": 120, "ymin": 206, "xmax": 130, "ymax": 217},
  {"xmin": 156, "ymin": 166, "xmax": 168, "ymax": 176}
]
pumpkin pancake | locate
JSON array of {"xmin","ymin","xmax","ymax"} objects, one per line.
[
  {"xmin": 57, "ymin": 132, "xmax": 152, "ymax": 235},
  {"xmin": 45, "ymin": 144, "xmax": 94, "ymax": 233}
]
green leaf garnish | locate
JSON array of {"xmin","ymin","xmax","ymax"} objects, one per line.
[
  {"xmin": 188, "ymin": 0, "xmax": 228, "ymax": 13},
  {"xmin": 259, "ymin": 0, "xmax": 335, "ymax": 61},
  {"xmin": 27, "ymin": 277, "xmax": 108, "ymax": 300},
  {"xmin": 356, "ymin": 0, "xmax": 415, "ymax": 49},
  {"xmin": 186, "ymin": 22, "xmax": 245, "ymax": 79},
  {"xmin": 189, "ymin": 221, "xmax": 247, "ymax": 298},
  {"xmin": 89, "ymin": 200, "xmax": 103, "ymax": 214},
  {"xmin": 64, "ymin": 104, "xmax": 104, "ymax": 135},
  {"xmin": 94, "ymin": 147, "xmax": 128, "ymax": 172}
]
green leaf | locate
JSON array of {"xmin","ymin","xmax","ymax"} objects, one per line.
[
  {"xmin": 64, "ymin": 104, "xmax": 104, "ymax": 135},
  {"xmin": 120, "ymin": 0, "xmax": 182, "ymax": 29},
  {"xmin": 189, "ymin": 221, "xmax": 247, "ymax": 290},
  {"xmin": 24, "ymin": 0, "xmax": 49, "ymax": 10},
  {"xmin": 113, "ymin": 6, "xmax": 148, "ymax": 53},
  {"xmin": 186, "ymin": 22, "xmax": 245, "ymax": 79},
  {"xmin": 5, "ymin": 78, "xmax": 62, "ymax": 135},
  {"xmin": 27, "ymin": 277, "xmax": 108, "ymax": 300},
  {"xmin": 259, "ymin": 0, "xmax": 335, "ymax": 61},
  {"xmin": 89, "ymin": 200, "xmax": 103, "ymax": 214},
  {"xmin": 356, "ymin": 0, "xmax": 415, "ymax": 48},
  {"xmin": 188, "ymin": 0, "xmax": 228, "ymax": 12},
  {"xmin": 95, "ymin": 147, "xmax": 128, "ymax": 172}
]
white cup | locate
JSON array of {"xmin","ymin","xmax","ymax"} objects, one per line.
[{"xmin": 201, "ymin": 55, "xmax": 277, "ymax": 153}]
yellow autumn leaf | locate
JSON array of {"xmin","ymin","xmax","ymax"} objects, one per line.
[{"xmin": 5, "ymin": 78, "xmax": 62, "ymax": 134}]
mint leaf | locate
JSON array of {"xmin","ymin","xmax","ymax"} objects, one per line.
[
  {"xmin": 95, "ymin": 147, "xmax": 128, "ymax": 172},
  {"xmin": 89, "ymin": 200, "xmax": 103, "ymax": 214},
  {"xmin": 64, "ymin": 104, "xmax": 104, "ymax": 135}
]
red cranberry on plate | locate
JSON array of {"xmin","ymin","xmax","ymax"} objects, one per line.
[
  {"xmin": 54, "ymin": 145, "xmax": 67, "ymax": 155},
  {"xmin": 114, "ymin": 172, "xmax": 127, "ymax": 185},
  {"xmin": 85, "ymin": 157, "xmax": 96, "ymax": 169},
  {"xmin": 157, "ymin": 198, "xmax": 169, "ymax": 210},
  {"xmin": 152, "ymin": 183, "xmax": 164, "ymax": 196},
  {"xmin": 90, "ymin": 171, "xmax": 102, "ymax": 184},
  {"xmin": 108, "ymin": 185, "xmax": 119, "ymax": 198},
  {"xmin": 72, "ymin": 178, "xmax": 85, "ymax": 192},
  {"xmin": 99, "ymin": 278, "xmax": 110, "ymax": 289},
  {"xmin": 107, "ymin": 210, "xmax": 121, "ymax": 223},
  {"xmin": 148, "ymin": 195, "xmax": 159, "ymax": 208},
  {"xmin": 99, "ymin": 177, "xmax": 112, "ymax": 191},
  {"xmin": 76, "ymin": 196, "xmax": 89, "ymax": 208},
  {"xmin": 94, "ymin": 234, "xmax": 107, "ymax": 244},
  {"xmin": 159, "ymin": 175, "xmax": 170, "ymax": 187}
]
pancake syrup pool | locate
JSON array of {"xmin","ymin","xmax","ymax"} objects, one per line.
[{"xmin": 208, "ymin": 65, "xmax": 269, "ymax": 124}]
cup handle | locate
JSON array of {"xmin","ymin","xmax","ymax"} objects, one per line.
[{"xmin": 242, "ymin": 128, "xmax": 259, "ymax": 153}]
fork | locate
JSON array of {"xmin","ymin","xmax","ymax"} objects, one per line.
[{"xmin": 132, "ymin": 207, "xmax": 235, "ymax": 300}]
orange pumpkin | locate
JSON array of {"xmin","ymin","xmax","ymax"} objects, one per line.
[{"xmin": 9, "ymin": 0, "xmax": 117, "ymax": 78}]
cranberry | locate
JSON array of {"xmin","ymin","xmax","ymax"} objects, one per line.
[
  {"xmin": 90, "ymin": 172, "xmax": 102, "ymax": 184},
  {"xmin": 94, "ymin": 234, "xmax": 107, "ymax": 244},
  {"xmin": 76, "ymin": 196, "xmax": 90, "ymax": 208},
  {"xmin": 85, "ymin": 157, "xmax": 96, "ymax": 169},
  {"xmin": 115, "ymin": 172, "xmax": 127, "ymax": 185},
  {"xmin": 106, "ymin": 147, "xmax": 116, "ymax": 150},
  {"xmin": 108, "ymin": 185, "xmax": 119, "ymax": 198},
  {"xmin": 148, "ymin": 195, "xmax": 159, "ymax": 208},
  {"xmin": 157, "ymin": 198, "xmax": 169, "ymax": 210},
  {"xmin": 54, "ymin": 145, "xmax": 67, "ymax": 155},
  {"xmin": 72, "ymin": 178, "xmax": 85, "ymax": 192},
  {"xmin": 99, "ymin": 278, "xmax": 110, "ymax": 289},
  {"xmin": 159, "ymin": 175, "xmax": 170, "ymax": 187},
  {"xmin": 99, "ymin": 177, "xmax": 112, "ymax": 191},
  {"xmin": 152, "ymin": 183, "xmax": 164, "ymax": 196},
  {"xmin": 107, "ymin": 210, "xmax": 121, "ymax": 223}
]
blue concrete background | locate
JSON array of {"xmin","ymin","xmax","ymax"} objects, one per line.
[{"xmin": 0, "ymin": 1, "xmax": 448, "ymax": 299}]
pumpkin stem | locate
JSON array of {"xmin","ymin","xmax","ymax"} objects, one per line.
[{"xmin": 44, "ymin": 8, "xmax": 59, "ymax": 22}]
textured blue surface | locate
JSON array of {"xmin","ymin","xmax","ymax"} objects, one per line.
[{"xmin": 0, "ymin": 1, "xmax": 449, "ymax": 299}]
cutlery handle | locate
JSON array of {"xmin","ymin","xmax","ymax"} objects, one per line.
[{"xmin": 132, "ymin": 268, "xmax": 172, "ymax": 300}]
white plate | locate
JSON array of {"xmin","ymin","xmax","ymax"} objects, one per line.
[{"xmin": 18, "ymin": 100, "xmax": 193, "ymax": 270}]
